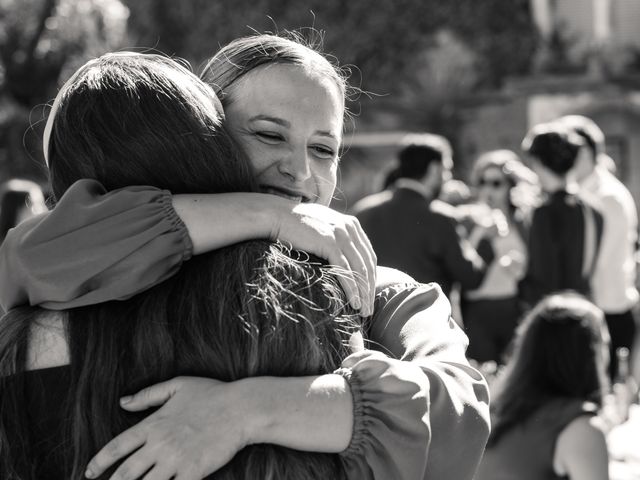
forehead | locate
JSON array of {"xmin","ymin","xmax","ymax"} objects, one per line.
[{"xmin": 227, "ymin": 64, "xmax": 344, "ymax": 128}]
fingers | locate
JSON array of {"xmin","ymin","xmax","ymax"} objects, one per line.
[
  {"xmin": 348, "ymin": 221, "xmax": 377, "ymax": 317},
  {"xmin": 119, "ymin": 378, "xmax": 180, "ymax": 412},
  {"xmin": 141, "ymin": 460, "xmax": 191, "ymax": 480},
  {"xmin": 108, "ymin": 445, "xmax": 156, "ymax": 480},
  {"xmin": 330, "ymin": 252, "xmax": 361, "ymax": 312},
  {"xmin": 140, "ymin": 465, "xmax": 170, "ymax": 480},
  {"xmin": 341, "ymin": 349, "xmax": 386, "ymax": 369},
  {"xmin": 85, "ymin": 428, "xmax": 146, "ymax": 478},
  {"xmin": 348, "ymin": 331, "xmax": 365, "ymax": 354},
  {"xmin": 331, "ymin": 219, "xmax": 376, "ymax": 317}
]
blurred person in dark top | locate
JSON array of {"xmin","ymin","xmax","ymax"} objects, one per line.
[
  {"xmin": 352, "ymin": 134, "xmax": 496, "ymax": 297},
  {"xmin": 461, "ymin": 150, "xmax": 538, "ymax": 364},
  {"xmin": 560, "ymin": 114, "xmax": 638, "ymax": 381},
  {"xmin": 0, "ymin": 179, "xmax": 47, "ymax": 242},
  {"xmin": 519, "ymin": 123, "xmax": 604, "ymax": 309}
]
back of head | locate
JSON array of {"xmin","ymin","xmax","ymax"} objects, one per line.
[
  {"xmin": 396, "ymin": 134, "xmax": 450, "ymax": 181},
  {"xmin": 95, "ymin": 241, "xmax": 357, "ymax": 480},
  {"xmin": 47, "ymin": 52, "xmax": 255, "ymax": 199},
  {"xmin": 559, "ymin": 114, "xmax": 605, "ymax": 159},
  {"xmin": 522, "ymin": 123, "xmax": 584, "ymax": 176},
  {"xmin": 201, "ymin": 33, "xmax": 347, "ymax": 110},
  {"xmin": 489, "ymin": 293, "xmax": 608, "ymax": 444}
]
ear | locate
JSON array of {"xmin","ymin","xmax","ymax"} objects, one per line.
[
  {"xmin": 425, "ymin": 161, "xmax": 440, "ymax": 180},
  {"xmin": 576, "ymin": 146, "xmax": 594, "ymax": 167}
]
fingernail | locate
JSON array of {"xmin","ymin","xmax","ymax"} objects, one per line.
[
  {"xmin": 120, "ymin": 395, "xmax": 132, "ymax": 405},
  {"xmin": 85, "ymin": 467, "xmax": 95, "ymax": 478}
]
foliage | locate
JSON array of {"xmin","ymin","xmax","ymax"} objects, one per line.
[
  {"xmin": 122, "ymin": 0, "xmax": 538, "ymax": 92},
  {"xmin": 0, "ymin": 0, "xmax": 128, "ymax": 181},
  {"xmin": 0, "ymin": 0, "xmax": 539, "ymax": 180}
]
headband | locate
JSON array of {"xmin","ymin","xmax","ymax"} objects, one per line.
[{"xmin": 43, "ymin": 58, "xmax": 102, "ymax": 167}]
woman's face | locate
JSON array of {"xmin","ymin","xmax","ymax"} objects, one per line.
[
  {"xmin": 224, "ymin": 64, "xmax": 344, "ymax": 206},
  {"xmin": 477, "ymin": 165, "xmax": 510, "ymax": 209}
]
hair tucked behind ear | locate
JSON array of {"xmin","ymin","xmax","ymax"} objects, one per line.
[{"xmin": 0, "ymin": 53, "xmax": 356, "ymax": 480}]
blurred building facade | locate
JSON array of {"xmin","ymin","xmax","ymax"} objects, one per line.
[
  {"xmin": 460, "ymin": 0, "xmax": 640, "ymax": 203},
  {"xmin": 340, "ymin": 0, "xmax": 640, "ymax": 212}
]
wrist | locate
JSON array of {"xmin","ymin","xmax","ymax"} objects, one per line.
[
  {"xmin": 234, "ymin": 375, "xmax": 353, "ymax": 451},
  {"xmin": 229, "ymin": 376, "xmax": 267, "ymax": 447},
  {"xmin": 256, "ymin": 194, "xmax": 291, "ymax": 242}
]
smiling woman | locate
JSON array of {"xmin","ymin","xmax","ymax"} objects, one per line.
[
  {"xmin": 208, "ymin": 50, "xmax": 344, "ymax": 206},
  {"xmin": 0, "ymin": 33, "xmax": 490, "ymax": 480}
]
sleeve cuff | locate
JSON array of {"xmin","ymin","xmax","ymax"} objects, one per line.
[
  {"xmin": 158, "ymin": 190, "xmax": 193, "ymax": 262},
  {"xmin": 334, "ymin": 367, "xmax": 369, "ymax": 458}
]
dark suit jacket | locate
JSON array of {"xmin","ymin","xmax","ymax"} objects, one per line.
[{"xmin": 354, "ymin": 187, "xmax": 494, "ymax": 296}]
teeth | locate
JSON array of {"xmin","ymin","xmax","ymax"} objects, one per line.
[{"xmin": 264, "ymin": 188, "xmax": 303, "ymax": 202}]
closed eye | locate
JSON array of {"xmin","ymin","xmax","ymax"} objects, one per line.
[
  {"xmin": 311, "ymin": 145, "xmax": 336, "ymax": 159},
  {"xmin": 256, "ymin": 131, "xmax": 284, "ymax": 143}
]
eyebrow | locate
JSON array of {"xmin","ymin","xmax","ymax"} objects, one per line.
[{"xmin": 248, "ymin": 115, "xmax": 339, "ymax": 141}]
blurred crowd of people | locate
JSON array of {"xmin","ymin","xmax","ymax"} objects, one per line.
[{"xmin": 353, "ymin": 115, "xmax": 640, "ymax": 479}]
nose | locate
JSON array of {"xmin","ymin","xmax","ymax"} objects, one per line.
[{"xmin": 277, "ymin": 145, "xmax": 312, "ymax": 183}]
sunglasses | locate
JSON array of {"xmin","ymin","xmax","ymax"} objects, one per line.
[{"xmin": 478, "ymin": 178, "xmax": 507, "ymax": 188}]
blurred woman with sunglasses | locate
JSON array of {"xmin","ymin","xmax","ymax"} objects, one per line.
[{"xmin": 461, "ymin": 149, "xmax": 539, "ymax": 365}]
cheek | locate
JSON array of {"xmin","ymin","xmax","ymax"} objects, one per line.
[
  {"xmin": 237, "ymin": 138, "xmax": 277, "ymax": 172},
  {"xmin": 312, "ymin": 162, "xmax": 338, "ymax": 203}
]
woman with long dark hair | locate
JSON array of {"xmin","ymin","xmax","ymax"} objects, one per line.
[
  {"xmin": 475, "ymin": 292, "xmax": 611, "ymax": 480},
  {"xmin": 0, "ymin": 52, "xmax": 360, "ymax": 480}
]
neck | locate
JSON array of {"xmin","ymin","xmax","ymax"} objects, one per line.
[
  {"xmin": 395, "ymin": 178, "xmax": 431, "ymax": 198},
  {"xmin": 541, "ymin": 172, "xmax": 569, "ymax": 193}
]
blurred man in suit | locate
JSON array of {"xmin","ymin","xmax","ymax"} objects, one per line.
[{"xmin": 352, "ymin": 134, "xmax": 495, "ymax": 297}]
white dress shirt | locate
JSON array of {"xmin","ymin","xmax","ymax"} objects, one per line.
[{"xmin": 581, "ymin": 165, "xmax": 639, "ymax": 313}]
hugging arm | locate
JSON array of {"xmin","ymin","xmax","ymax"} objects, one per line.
[
  {"xmin": 340, "ymin": 271, "xmax": 491, "ymax": 479},
  {"xmin": 0, "ymin": 179, "xmax": 191, "ymax": 311},
  {"xmin": 0, "ymin": 179, "xmax": 375, "ymax": 314}
]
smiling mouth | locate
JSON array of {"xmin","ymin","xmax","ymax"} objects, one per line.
[{"xmin": 260, "ymin": 186, "xmax": 312, "ymax": 203}]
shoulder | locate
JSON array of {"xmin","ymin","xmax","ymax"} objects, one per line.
[
  {"xmin": 351, "ymin": 190, "xmax": 394, "ymax": 216},
  {"xmin": 592, "ymin": 180, "xmax": 636, "ymax": 219},
  {"xmin": 26, "ymin": 309, "xmax": 69, "ymax": 371},
  {"xmin": 374, "ymin": 267, "xmax": 450, "ymax": 316},
  {"xmin": 553, "ymin": 414, "xmax": 608, "ymax": 477},
  {"xmin": 375, "ymin": 266, "xmax": 416, "ymax": 291}
]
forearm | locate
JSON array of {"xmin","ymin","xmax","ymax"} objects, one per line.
[
  {"xmin": 237, "ymin": 374, "xmax": 353, "ymax": 452},
  {"xmin": 173, "ymin": 192, "xmax": 286, "ymax": 255}
]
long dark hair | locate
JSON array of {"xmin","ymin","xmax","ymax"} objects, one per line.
[
  {"xmin": 0, "ymin": 53, "xmax": 357, "ymax": 479},
  {"xmin": 488, "ymin": 292, "xmax": 609, "ymax": 446}
]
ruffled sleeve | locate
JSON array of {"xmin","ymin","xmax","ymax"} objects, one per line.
[
  {"xmin": 338, "ymin": 267, "xmax": 491, "ymax": 480},
  {"xmin": 0, "ymin": 179, "xmax": 192, "ymax": 311}
]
